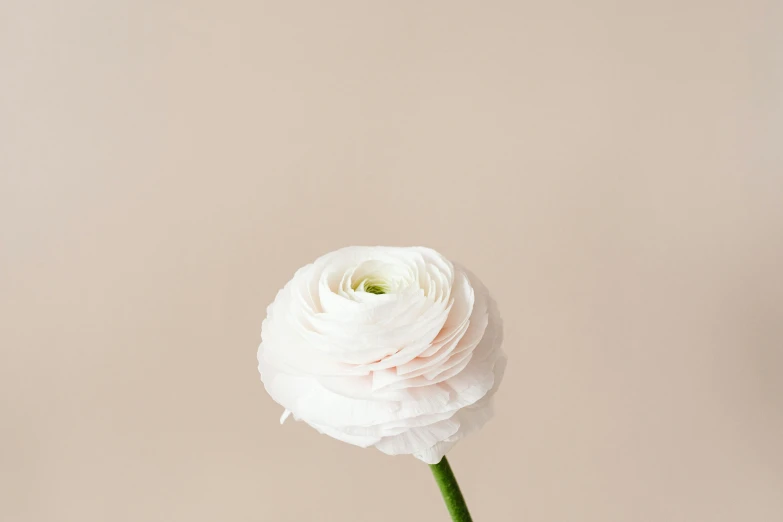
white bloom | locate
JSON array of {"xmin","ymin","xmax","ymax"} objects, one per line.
[{"xmin": 257, "ymin": 246, "xmax": 506, "ymax": 464}]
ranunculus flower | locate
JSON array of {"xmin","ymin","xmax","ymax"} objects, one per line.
[{"xmin": 257, "ymin": 246, "xmax": 506, "ymax": 464}]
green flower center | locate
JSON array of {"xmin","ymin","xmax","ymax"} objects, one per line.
[
  {"xmin": 353, "ymin": 277, "xmax": 389, "ymax": 295},
  {"xmin": 364, "ymin": 284, "xmax": 386, "ymax": 295}
]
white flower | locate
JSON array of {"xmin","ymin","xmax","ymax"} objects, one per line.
[{"xmin": 257, "ymin": 246, "xmax": 506, "ymax": 464}]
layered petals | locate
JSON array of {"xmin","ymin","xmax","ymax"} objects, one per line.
[{"xmin": 257, "ymin": 246, "xmax": 506, "ymax": 463}]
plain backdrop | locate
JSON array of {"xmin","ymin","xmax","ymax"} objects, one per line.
[{"xmin": 1, "ymin": 1, "xmax": 782, "ymax": 521}]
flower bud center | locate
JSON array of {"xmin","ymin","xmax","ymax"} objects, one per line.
[
  {"xmin": 354, "ymin": 277, "xmax": 388, "ymax": 295},
  {"xmin": 364, "ymin": 283, "xmax": 386, "ymax": 295}
]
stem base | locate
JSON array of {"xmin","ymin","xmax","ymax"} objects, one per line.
[{"xmin": 429, "ymin": 457, "xmax": 473, "ymax": 522}]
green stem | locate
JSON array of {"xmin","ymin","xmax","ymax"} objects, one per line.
[{"xmin": 429, "ymin": 457, "xmax": 473, "ymax": 521}]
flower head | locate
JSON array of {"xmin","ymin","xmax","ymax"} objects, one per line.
[{"xmin": 258, "ymin": 246, "xmax": 506, "ymax": 463}]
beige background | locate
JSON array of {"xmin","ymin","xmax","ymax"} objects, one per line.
[{"xmin": 1, "ymin": 1, "xmax": 782, "ymax": 521}]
